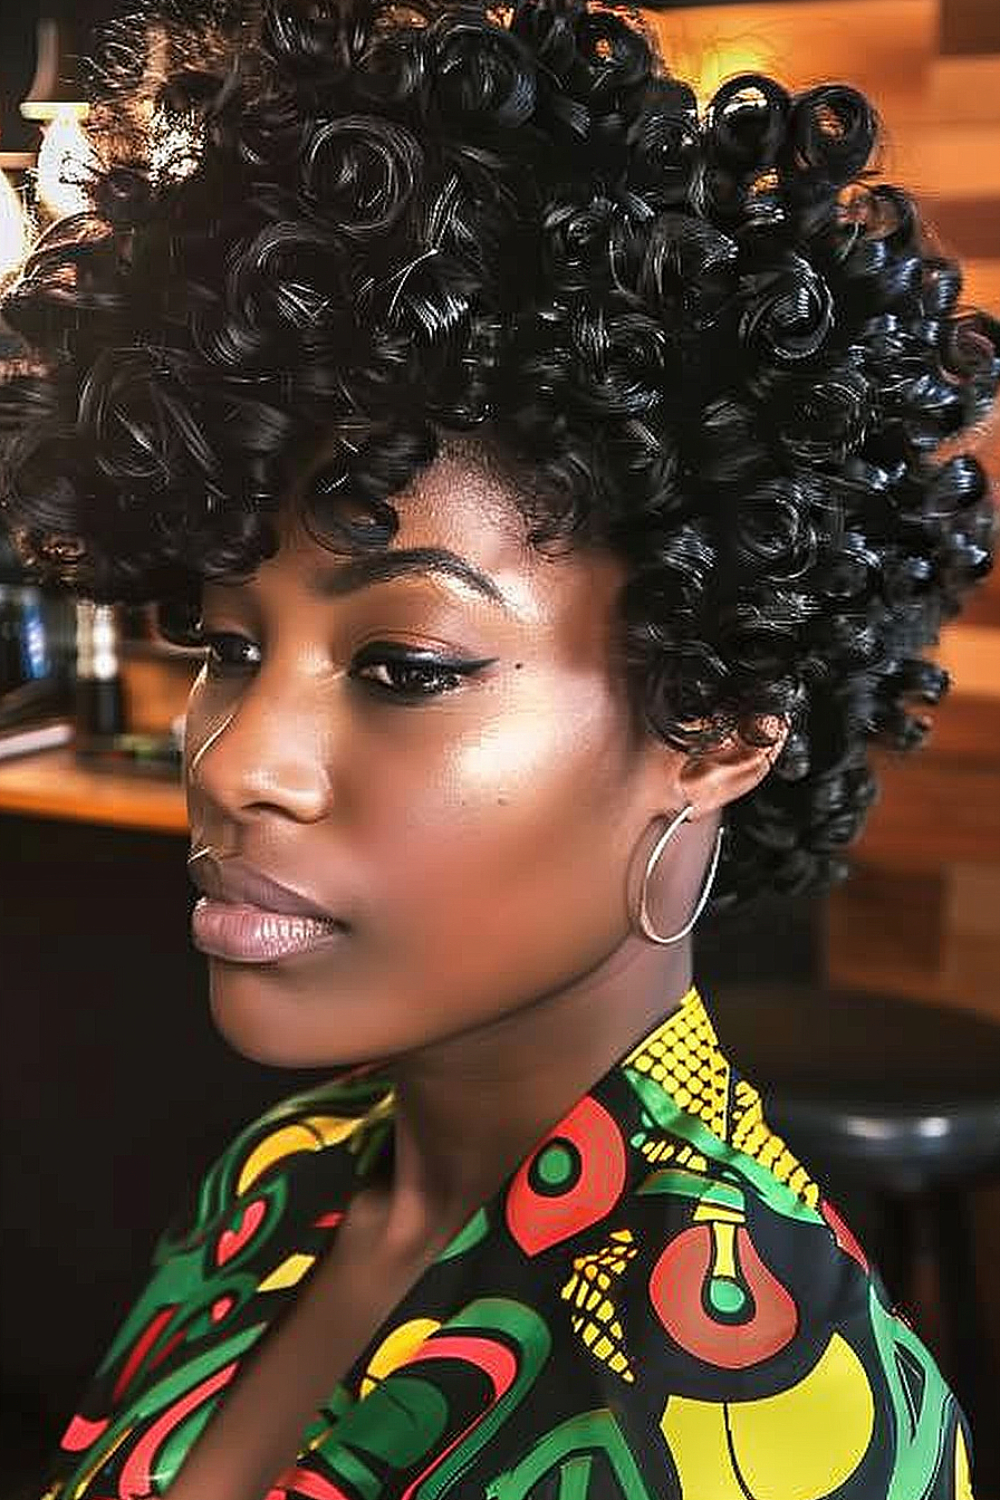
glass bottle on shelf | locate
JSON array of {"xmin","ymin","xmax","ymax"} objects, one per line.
[{"xmin": 74, "ymin": 599, "xmax": 125, "ymax": 743}]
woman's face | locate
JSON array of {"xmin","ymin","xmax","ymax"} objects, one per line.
[{"xmin": 184, "ymin": 437, "xmax": 685, "ymax": 1068}]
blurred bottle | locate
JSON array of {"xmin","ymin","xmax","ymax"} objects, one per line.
[
  {"xmin": 16, "ymin": 584, "xmax": 51, "ymax": 680},
  {"xmin": 0, "ymin": 582, "xmax": 73, "ymax": 690},
  {"xmin": 0, "ymin": 523, "xmax": 76, "ymax": 727},
  {"xmin": 74, "ymin": 599, "xmax": 125, "ymax": 741}
]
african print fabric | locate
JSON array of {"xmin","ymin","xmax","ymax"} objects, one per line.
[{"xmin": 39, "ymin": 986, "xmax": 977, "ymax": 1499}]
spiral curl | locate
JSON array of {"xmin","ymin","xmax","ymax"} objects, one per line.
[{"xmin": 1, "ymin": 0, "xmax": 997, "ymax": 907}]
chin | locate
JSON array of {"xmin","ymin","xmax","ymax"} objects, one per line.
[{"xmin": 205, "ymin": 961, "xmax": 375, "ymax": 1071}]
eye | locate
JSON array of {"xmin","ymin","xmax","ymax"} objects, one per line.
[
  {"xmin": 351, "ymin": 646, "xmax": 490, "ymax": 700},
  {"xmin": 196, "ymin": 629, "xmax": 494, "ymax": 700},
  {"xmin": 200, "ymin": 631, "xmax": 261, "ymax": 677}
]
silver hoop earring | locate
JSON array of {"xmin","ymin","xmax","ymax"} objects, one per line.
[{"xmin": 635, "ymin": 804, "xmax": 724, "ymax": 946}]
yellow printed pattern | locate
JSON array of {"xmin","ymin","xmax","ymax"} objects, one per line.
[
  {"xmin": 626, "ymin": 991, "xmax": 730, "ymax": 1139},
  {"xmin": 661, "ymin": 1332, "xmax": 876, "ymax": 1499},
  {"xmin": 560, "ymin": 1228, "xmax": 638, "ymax": 1384},
  {"xmin": 626, "ymin": 990, "xmax": 820, "ymax": 1210},
  {"xmin": 730, "ymin": 1077, "xmax": 821, "ymax": 1210},
  {"xmin": 635, "ymin": 1135, "xmax": 708, "ymax": 1173}
]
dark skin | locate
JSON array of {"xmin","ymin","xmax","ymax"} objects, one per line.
[
  {"xmin": 186, "ymin": 432, "xmax": 785, "ymax": 1244},
  {"xmin": 175, "ymin": 432, "xmax": 786, "ymax": 1491}
]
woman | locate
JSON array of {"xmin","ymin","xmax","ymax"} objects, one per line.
[{"xmin": 1, "ymin": 0, "xmax": 997, "ymax": 1492}]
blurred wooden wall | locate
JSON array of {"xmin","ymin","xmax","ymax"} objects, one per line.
[{"xmin": 650, "ymin": 0, "xmax": 1000, "ymax": 1022}]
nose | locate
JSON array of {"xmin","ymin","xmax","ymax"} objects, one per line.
[{"xmin": 185, "ymin": 676, "xmax": 336, "ymax": 826}]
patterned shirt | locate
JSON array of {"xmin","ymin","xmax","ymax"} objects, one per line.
[{"xmin": 40, "ymin": 985, "xmax": 976, "ymax": 1499}]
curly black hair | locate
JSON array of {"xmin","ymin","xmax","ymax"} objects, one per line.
[{"xmin": 0, "ymin": 0, "xmax": 997, "ymax": 909}]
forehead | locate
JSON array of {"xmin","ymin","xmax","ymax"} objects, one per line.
[{"xmin": 269, "ymin": 434, "xmax": 629, "ymax": 628}]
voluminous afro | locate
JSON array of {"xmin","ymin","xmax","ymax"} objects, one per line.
[{"xmin": 1, "ymin": 0, "xmax": 997, "ymax": 909}]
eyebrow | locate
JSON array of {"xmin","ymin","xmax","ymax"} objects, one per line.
[{"xmin": 303, "ymin": 547, "xmax": 510, "ymax": 610}]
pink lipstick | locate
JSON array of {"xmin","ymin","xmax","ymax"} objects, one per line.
[{"xmin": 191, "ymin": 899, "xmax": 348, "ymax": 963}]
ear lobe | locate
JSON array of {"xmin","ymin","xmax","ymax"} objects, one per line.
[{"xmin": 677, "ymin": 715, "xmax": 789, "ymax": 816}]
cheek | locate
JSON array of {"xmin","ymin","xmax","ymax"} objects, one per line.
[{"xmin": 373, "ymin": 681, "xmax": 631, "ymax": 932}]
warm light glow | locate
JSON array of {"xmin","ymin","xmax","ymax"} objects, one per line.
[
  {"xmin": 0, "ymin": 170, "xmax": 30, "ymax": 282},
  {"xmin": 678, "ymin": 37, "xmax": 778, "ymax": 110},
  {"xmin": 148, "ymin": 110, "xmax": 203, "ymax": 185},
  {"xmin": 688, "ymin": 40, "xmax": 778, "ymax": 109},
  {"xmin": 36, "ymin": 108, "xmax": 96, "ymax": 218},
  {"xmin": 141, "ymin": 23, "xmax": 204, "ymax": 186},
  {"xmin": 20, "ymin": 99, "xmax": 89, "ymax": 124},
  {"xmin": 650, "ymin": 13, "xmax": 778, "ymax": 112}
]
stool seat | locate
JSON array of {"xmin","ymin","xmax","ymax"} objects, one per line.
[{"xmin": 709, "ymin": 984, "xmax": 1000, "ymax": 1191}]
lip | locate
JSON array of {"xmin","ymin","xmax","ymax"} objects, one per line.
[
  {"xmin": 191, "ymin": 898, "xmax": 348, "ymax": 963},
  {"xmin": 188, "ymin": 855, "xmax": 345, "ymax": 925}
]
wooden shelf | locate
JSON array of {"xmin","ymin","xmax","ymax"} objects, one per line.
[{"xmin": 0, "ymin": 746, "xmax": 186, "ymax": 834}]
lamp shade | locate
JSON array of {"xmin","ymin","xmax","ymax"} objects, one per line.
[{"xmin": 19, "ymin": 17, "xmax": 89, "ymax": 122}]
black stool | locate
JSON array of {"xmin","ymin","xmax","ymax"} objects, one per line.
[{"xmin": 709, "ymin": 983, "xmax": 1000, "ymax": 1475}]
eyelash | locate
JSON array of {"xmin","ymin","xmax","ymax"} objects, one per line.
[{"xmin": 197, "ymin": 631, "xmax": 484, "ymax": 700}]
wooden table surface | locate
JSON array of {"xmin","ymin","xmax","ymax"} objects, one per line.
[{"xmin": 0, "ymin": 745, "xmax": 187, "ymax": 834}]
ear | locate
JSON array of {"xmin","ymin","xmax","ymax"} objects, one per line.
[{"xmin": 675, "ymin": 715, "xmax": 789, "ymax": 819}]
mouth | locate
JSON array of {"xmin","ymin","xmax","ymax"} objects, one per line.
[
  {"xmin": 191, "ymin": 898, "xmax": 349, "ymax": 964},
  {"xmin": 187, "ymin": 852, "xmax": 347, "ymax": 925}
]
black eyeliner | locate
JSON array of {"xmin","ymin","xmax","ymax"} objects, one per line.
[{"xmin": 352, "ymin": 643, "xmax": 499, "ymax": 672}]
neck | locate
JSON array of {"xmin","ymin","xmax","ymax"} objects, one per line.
[{"xmin": 366, "ymin": 939, "xmax": 693, "ymax": 1257}]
